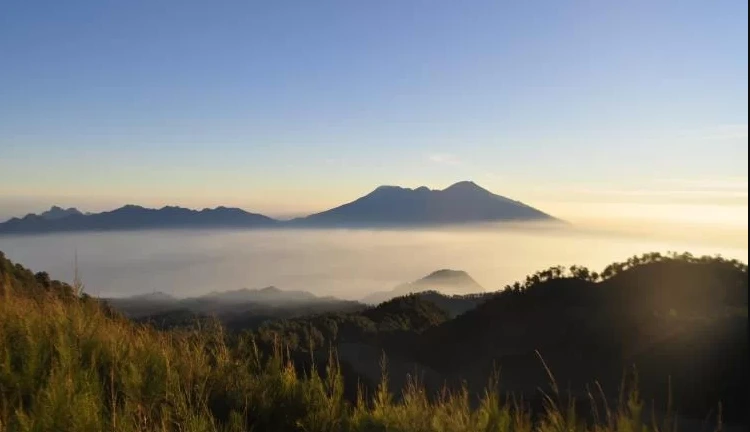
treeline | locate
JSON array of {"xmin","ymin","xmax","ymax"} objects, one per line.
[
  {"xmin": 503, "ymin": 251, "xmax": 747, "ymax": 292},
  {"xmin": 251, "ymin": 294, "xmax": 450, "ymax": 354}
]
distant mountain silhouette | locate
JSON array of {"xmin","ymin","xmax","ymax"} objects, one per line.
[
  {"xmin": 104, "ymin": 286, "xmax": 362, "ymax": 319},
  {"xmin": 122, "ymin": 291, "xmax": 177, "ymax": 302},
  {"xmin": 38, "ymin": 206, "xmax": 83, "ymax": 220},
  {"xmin": 0, "ymin": 181, "xmax": 559, "ymax": 234},
  {"xmin": 0, "ymin": 205, "xmax": 277, "ymax": 234},
  {"xmin": 292, "ymin": 181, "xmax": 557, "ymax": 227},
  {"xmin": 192, "ymin": 286, "xmax": 320, "ymax": 306},
  {"xmin": 362, "ymin": 269, "xmax": 484, "ymax": 305}
]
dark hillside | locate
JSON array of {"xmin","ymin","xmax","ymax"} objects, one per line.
[{"xmin": 414, "ymin": 254, "xmax": 748, "ymax": 423}]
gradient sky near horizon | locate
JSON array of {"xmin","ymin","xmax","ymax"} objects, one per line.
[{"xmin": 0, "ymin": 1, "xmax": 747, "ymax": 228}]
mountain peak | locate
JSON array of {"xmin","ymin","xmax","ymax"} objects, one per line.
[
  {"xmin": 258, "ymin": 286, "xmax": 281, "ymax": 293},
  {"xmin": 373, "ymin": 185, "xmax": 405, "ymax": 193},
  {"xmin": 418, "ymin": 270, "xmax": 482, "ymax": 291},
  {"xmin": 423, "ymin": 269, "xmax": 470, "ymax": 281},
  {"xmin": 120, "ymin": 204, "xmax": 147, "ymax": 211},
  {"xmin": 39, "ymin": 206, "xmax": 83, "ymax": 220},
  {"xmin": 373, "ymin": 182, "xmax": 485, "ymax": 194},
  {"xmin": 442, "ymin": 181, "xmax": 487, "ymax": 193}
]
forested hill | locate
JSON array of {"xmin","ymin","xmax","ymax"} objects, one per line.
[{"xmin": 1, "ymin": 250, "xmax": 747, "ymax": 430}]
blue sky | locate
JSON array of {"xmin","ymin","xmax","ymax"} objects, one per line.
[{"xmin": 0, "ymin": 0, "xmax": 747, "ymax": 222}]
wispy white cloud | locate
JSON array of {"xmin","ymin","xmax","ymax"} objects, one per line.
[{"xmin": 428, "ymin": 153, "xmax": 461, "ymax": 165}]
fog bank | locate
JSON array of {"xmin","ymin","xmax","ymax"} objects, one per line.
[{"xmin": 0, "ymin": 221, "xmax": 745, "ymax": 300}]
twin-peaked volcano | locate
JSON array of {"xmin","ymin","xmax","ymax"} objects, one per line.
[{"xmin": 292, "ymin": 181, "xmax": 556, "ymax": 227}]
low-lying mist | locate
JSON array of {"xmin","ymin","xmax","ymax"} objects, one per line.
[{"xmin": 0, "ymin": 220, "xmax": 746, "ymax": 300}]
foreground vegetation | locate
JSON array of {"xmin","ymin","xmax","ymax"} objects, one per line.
[
  {"xmin": 0, "ymin": 251, "xmax": 742, "ymax": 431},
  {"xmin": 248, "ymin": 251, "xmax": 747, "ymax": 424}
]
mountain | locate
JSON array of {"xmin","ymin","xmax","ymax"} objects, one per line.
[
  {"xmin": 120, "ymin": 291, "xmax": 177, "ymax": 303},
  {"xmin": 0, "ymin": 205, "xmax": 277, "ymax": 234},
  {"xmin": 38, "ymin": 206, "xmax": 83, "ymax": 220},
  {"xmin": 196, "ymin": 286, "xmax": 319, "ymax": 305},
  {"xmin": 101, "ymin": 291, "xmax": 181, "ymax": 317},
  {"xmin": 362, "ymin": 269, "xmax": 484, "ymax": 305},
  {"xmin": 292, "ymin": 181, "xmax": 557, "ymax": 227},
  {"xmin": 104, "ymin": 285, "xmax": 364, "ymax": 319},
  {"xmin": 0, "ymin": 181, "xmax": 558, "ymax": 234}
]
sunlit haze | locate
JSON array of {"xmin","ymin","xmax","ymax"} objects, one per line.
[
  {"xmin": 1, "ymin": 225, "xmax": 745, "ymax": 300},
  {"xmin": 0, "ymin": 1, "xmax": 747, "ymax": 297}
]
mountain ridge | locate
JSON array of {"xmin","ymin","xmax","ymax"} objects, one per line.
[
  {"xmin": 103, "ymin": 285, "xmax": 364, "ymax": 319},
  {"xmin": 38, "ymin": 206, "xmax": 84, "ymax": 220},
  {"xmin": 0, "ymin": 181, "xmax": 560, "ymax": 234},
  {"xmin": 0, "ymin": 205, "xmax": 277, "ymax": 234}
]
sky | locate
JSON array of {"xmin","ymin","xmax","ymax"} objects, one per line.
[{"xmin": 0, "ymin": 0, "xmax": 747, "ymax": 228}]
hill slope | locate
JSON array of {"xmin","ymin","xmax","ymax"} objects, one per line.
[{"xmin": 413, "ymin": 255, "xmax": 749, "ymax": 423}]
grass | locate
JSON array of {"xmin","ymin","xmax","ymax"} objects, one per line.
[{"xmin": 0, "ymin": 280, "xmax": 695, "ymax": 432}]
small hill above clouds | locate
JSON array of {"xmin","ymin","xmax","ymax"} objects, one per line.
[
  {"xmin": 362, "ymin": 269, "xmax": 485, "ymax": 305},
  {"xmin": 292, "ymin": 180, "xmax": 558, "ymax": 227},
  {"xmin": 420, "ymin": 269, "xmax": 482, "ymax": 287}
]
